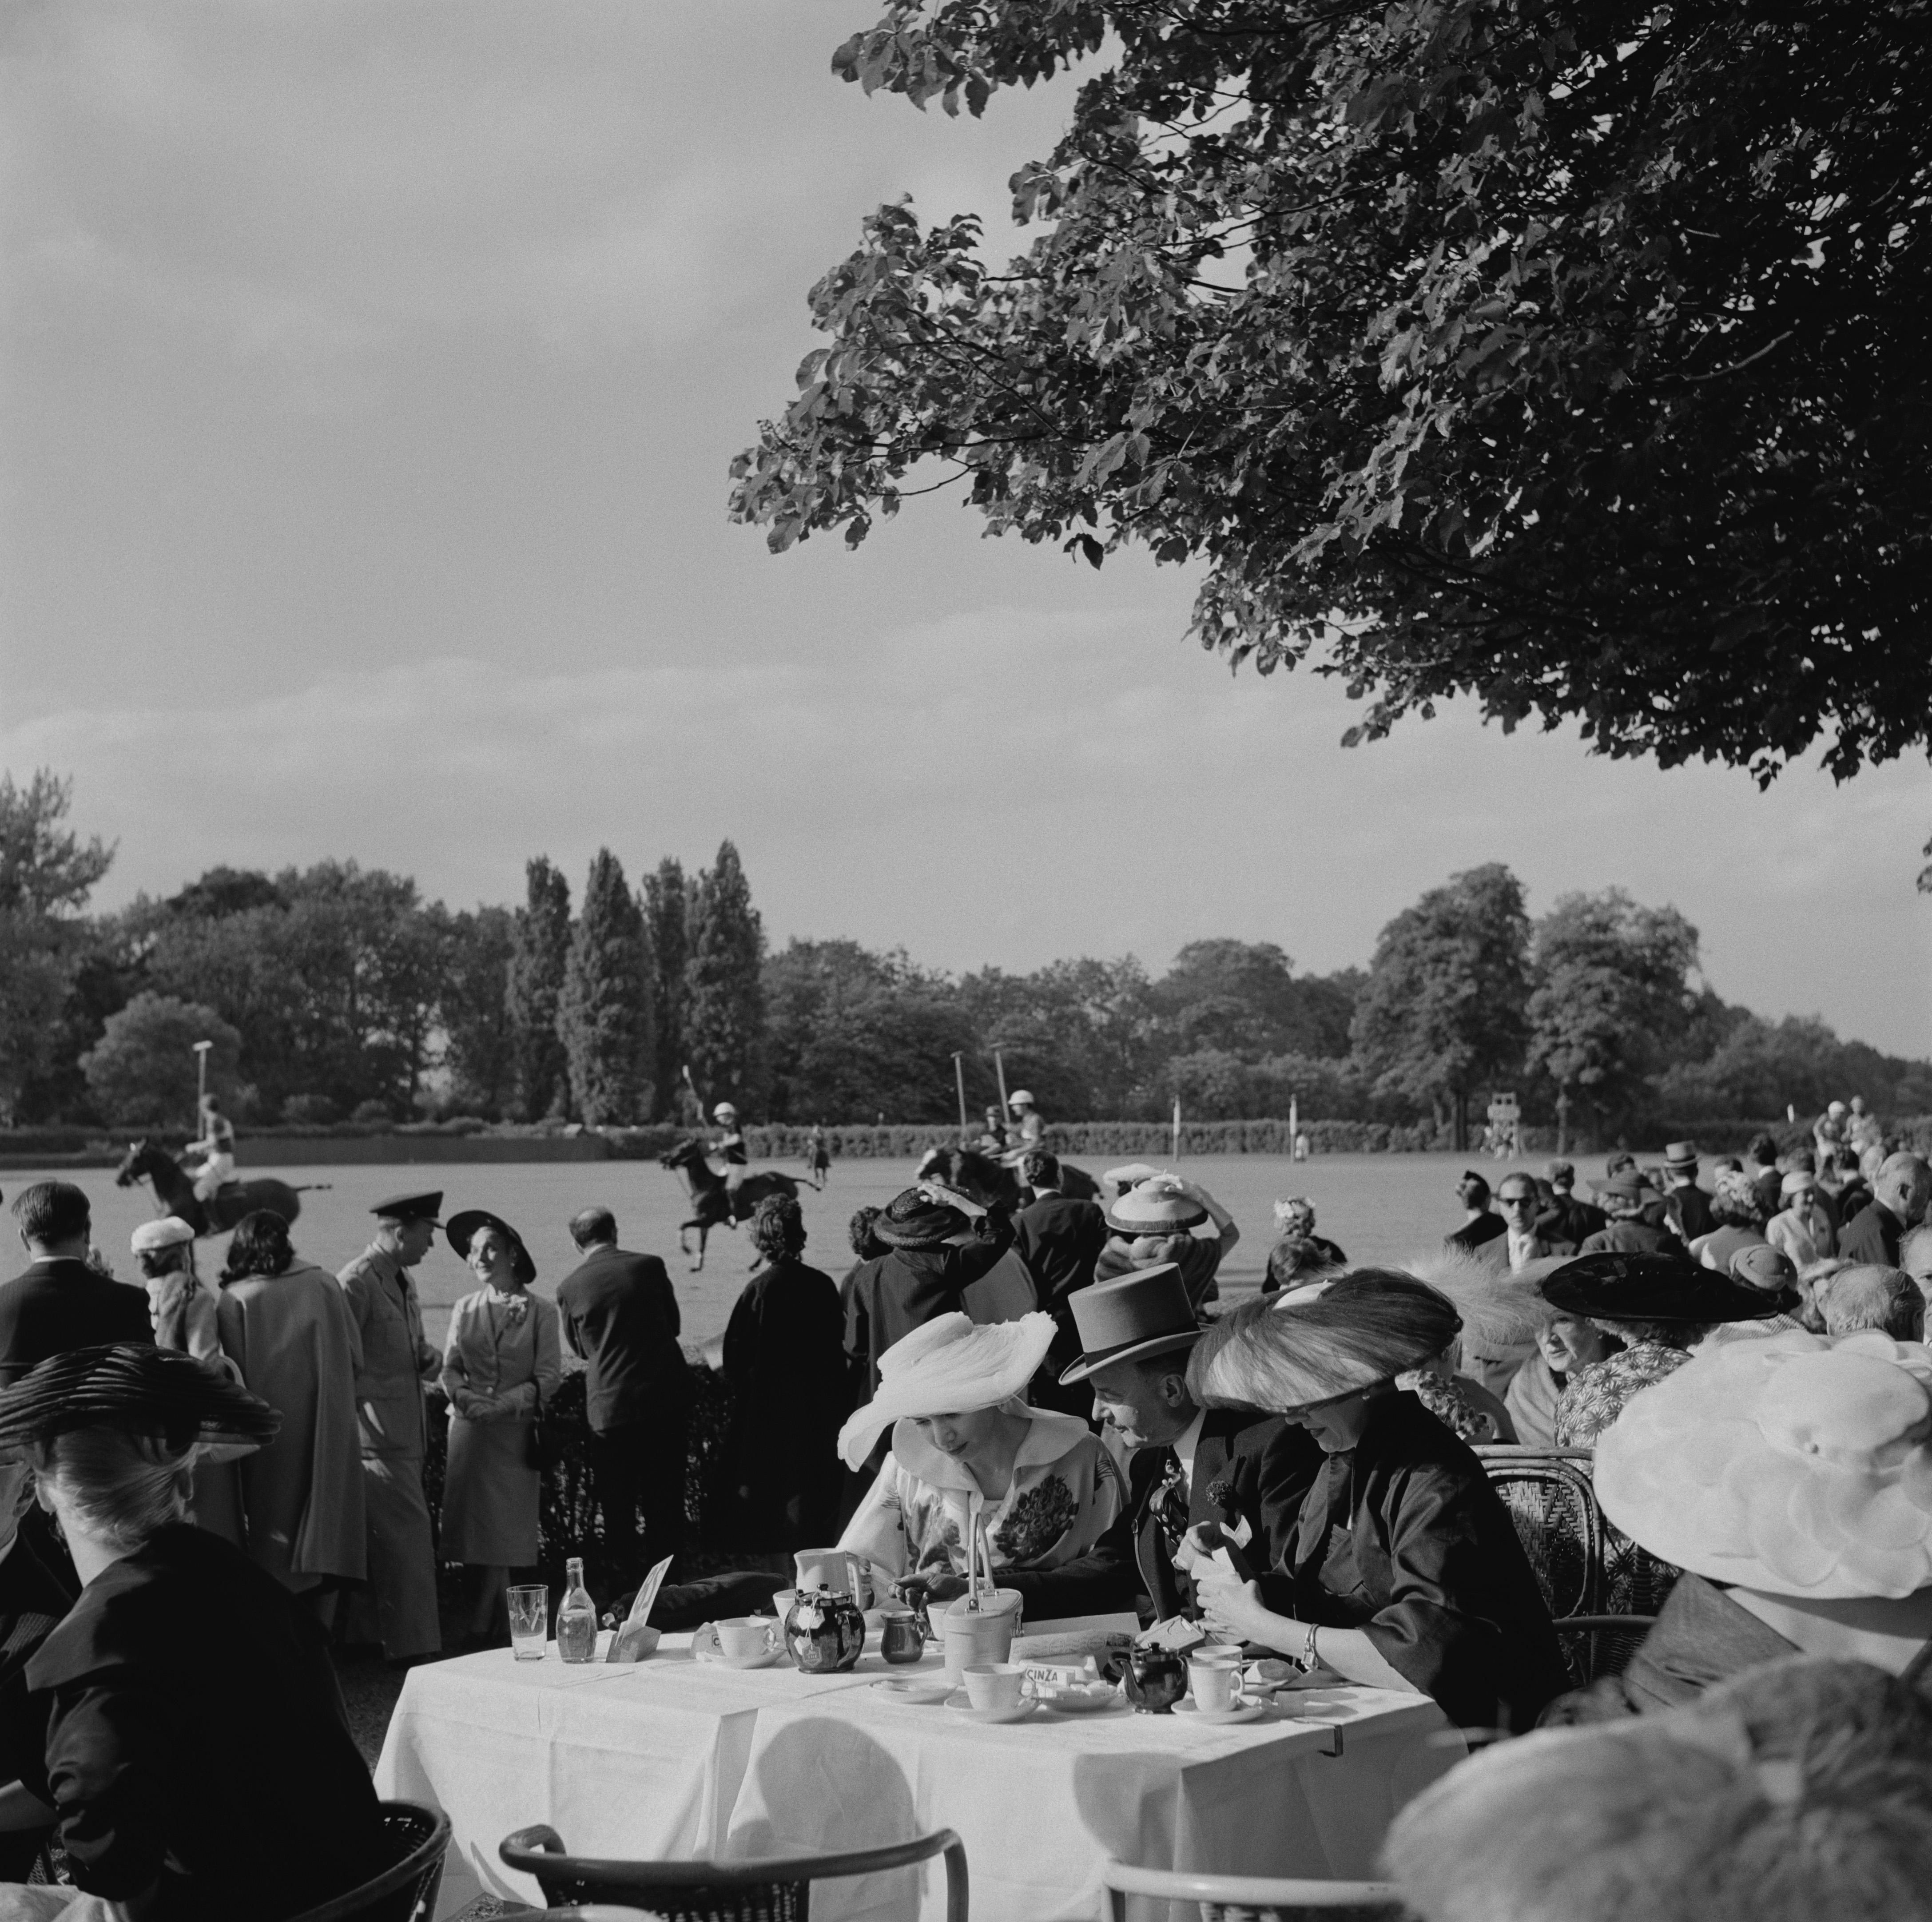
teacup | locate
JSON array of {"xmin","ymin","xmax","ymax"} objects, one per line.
[
  {"xmin": 714, "ymin": 1616, "xmax": 778, "ymax": 1661},
  {"xmin": 771, "ymin": 1588, "xmax": 799, "ymax": 1624},
  {"xmin": 1189, "ymin": 1656, "xmax": 1244, "ymax": 1713},
  {"xmin": 962, "ymin": 1662, "xmax": 1028, "ymax": 1712}
]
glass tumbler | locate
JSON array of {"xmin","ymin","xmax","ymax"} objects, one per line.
[{"xmin": 507, "ymin": 1584, "xmax": 549, "ymax": 1660}]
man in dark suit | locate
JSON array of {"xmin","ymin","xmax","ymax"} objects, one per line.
[
  {"xmin": 557, "ymin": 1207, "xmax": 691, "ymax": 1588},
  {"xmin": 1535, "ymin": 1160, "xmax": 1606, "ymax": 1248},
  {"xmin": 1046, "ymin": 1267, "xmax": 1318, "ymax": 1626},
  {"xmin": 1446, "ymin": 1171, "xmax": 1506, "ymax": 1254},
  {"xmin": 1659, "ymin": 1141, "xmax": 1718, "ymax": 1245},
  {"xmin": 1011, "ymin": 1149, "xmax": 1108, "ymax": 1416},
  {"xmin": 1837, "ymin": 1153, "xmax": 1931, "ymax": 1270},
  {"xmin": 0, "ymin": 1183, "xmax": 151, "ymax": 1387}
]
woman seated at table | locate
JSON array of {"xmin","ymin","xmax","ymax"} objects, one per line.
[
  {"xmin": 836, "ymin": 1311, "xmax": 1125, "ymax": 1614},
  {"xmin": 1187, "ymin": 1271, "xmax": 1569, "ymax": 1732},
  {"xmin": 0, "ymin": 1343, "xmax": 385, "ymax": 1920}
]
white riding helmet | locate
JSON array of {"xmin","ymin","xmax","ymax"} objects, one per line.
[
  {"xmin": 1008, "ymin": 1090, "xmax": 1035, "ymax": 1108},
  {"xmin": 713, "ymin": 1103, "xmax": 738, "ymax": 1122}
]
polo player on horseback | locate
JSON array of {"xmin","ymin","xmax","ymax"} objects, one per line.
[
  {"xmin": 183, "ymin": 1095, "xmax": 237, "ymax": 1206},
  {"xmin": 710, "ymin": 1102, "xmax": 748, "ymax": 1202}
]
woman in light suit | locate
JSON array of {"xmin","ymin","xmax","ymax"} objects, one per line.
[{"xmin": 440, "ymin": 1210, "xmax": 561, "ymax": 1647}]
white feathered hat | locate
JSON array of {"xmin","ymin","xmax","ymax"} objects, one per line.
[{"xmin": 836, "ymin": 1311, "xmax": 1055, "ymax": 1470}]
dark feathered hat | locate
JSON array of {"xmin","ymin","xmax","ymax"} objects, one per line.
[
  {"xmin": 873, "ymin": 1187, "xmax": 970, "ymax": 1251},
  {"xmin": 0, "ymin": 1344, "xmax": 279, "ymax": 1462}
]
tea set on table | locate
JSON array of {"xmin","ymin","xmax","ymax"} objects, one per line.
[{"xmin": 690, "ymin": 1544, "xmax": 1293, "ymax": 1724}]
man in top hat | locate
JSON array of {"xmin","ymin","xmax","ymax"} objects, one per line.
[
  {"xmin": 1055, "ymin": 1266, "xmax": 1319, "ymax": 1625},
  {"xmin": 1577, "ymin": 1171, "xmax": 1683, "ymax": 1257},
  {"xmin": 337, "ymin": 1191, "xmax": 444, "ymax": 1661},
  {"xmin": 1659, "ymin": 1141, "xmax": 1717, "ymax": 1246},
  {"xmin": 1094, "ymin": 1168, "xmax": 1240, "ymax": 1310}
]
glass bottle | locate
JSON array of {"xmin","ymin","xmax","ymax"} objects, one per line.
[{"xmin": 556, "ymin": 1557, "xmax": 598, "ymax": 1664}]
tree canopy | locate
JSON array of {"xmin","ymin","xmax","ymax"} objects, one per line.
[{"xmin": 731, "ymin": 0, "xmax": 1931, "ymax": 783}]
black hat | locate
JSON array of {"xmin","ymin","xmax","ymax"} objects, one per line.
[
  {"xmin": 373, "ymin": 1191, "xmax": 443, "ymax": 1224},
  {"xmin": 1541, "ymin": 1251, "xmax": 1789, "ymax": 1324},
  {"xmin": 445, "ymin": 1209, "xmax": 537, "ymax": 1287},
  {"xmin": 1059, "ymin": 1264, "xmax": 1201, "ymax": 1385},
  {"xmin": 0, "ymin": 1344, "xmax": 279, "ymax": 1462},
  {"xmin": 873, "ymin": 1187, "xmax": 970, "ymax": 1251}
]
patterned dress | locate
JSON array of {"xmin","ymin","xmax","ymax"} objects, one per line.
[{"xmin": 1554, "ymin": 1343, "xmax": 1692, "ymax": 1447}]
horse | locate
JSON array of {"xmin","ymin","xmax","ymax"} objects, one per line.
[
  {"xmin": 658, "ymin": 1138, "xmax": 802, "ymax": 1272},
  {"xmin": 914, "ymin": 1145, "xmax": 1101, "ymax": 1211},
  {"xmin": 115, "ymin": 1140, "xmax": 314, "ymax": 1239}
]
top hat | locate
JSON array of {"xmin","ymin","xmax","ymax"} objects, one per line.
[
  {"xmin": 1663, "ymin": 1140, "xmax": 1699, "ymax": 1167},
  {"xmin": 1058, "ymin": 1265, "xmax": 1201, "ymax": 1385}
]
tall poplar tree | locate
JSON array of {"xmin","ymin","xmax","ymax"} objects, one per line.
[
  {"xmin": 506, "ymin": 857, "xmax": 572, "ymax": 1120},
  {"xmin": 641, "ymin": 857, "xmax": 689, "ymax": 1123},
  {"xmin": 557, "ymin": 849, "xmax": 654, "ymax": 1125},
  {"xmin": 684, "ymin": 840, "xmax": 765, "ymax": 1114}
]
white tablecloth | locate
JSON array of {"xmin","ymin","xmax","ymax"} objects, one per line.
[{"xmin": 375, "ymin": 1627, "xmax": 1461, "ymax": 1920}]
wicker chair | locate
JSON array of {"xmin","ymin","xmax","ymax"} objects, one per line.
[
  {"xmin": 1101, "ymin": 1861, "xmax": 1405, "ymax": 1921},
  {"xmin": 286, "ymin": 1800, "xmax": 452, "ymax": 1922},
  {"xmin": 500, "ymin": 1823, "xmax": 969, "ymax": 1922}
]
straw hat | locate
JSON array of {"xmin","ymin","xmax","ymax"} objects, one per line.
[
  {"xmin": 1781, "ymin": 1169, "xmax": 1817, "ymax": 1197},
  {"xmin": 0, "ymin": 1343, "xmax": 278, "ymax": 1463},
  {"xmin": 873, "ymin": 1187, "xmax": 970, "ymax": 1251},
  {"xmin": 129, "ymin": 1217, "xmax": 195, "ymax": 1254},
  {"xmin": 1104, "ymin": 1179, "xmax": 1207, "ymax": 1238},
  {"xmin": 1595, "ymin": 1329, "xmax": 1932, "ymax": 1599},
  {"xmin": 1188, "ymin": 1270, "xmax": 1461, "ymax": 1415},
  {"xmin": 836, "ymin": 1311, "xmax": 1056, "ymax": 1469},
  {"xmin": 1663, "ymin": 1140, "xmax": 1700, "ymax": 1168}
]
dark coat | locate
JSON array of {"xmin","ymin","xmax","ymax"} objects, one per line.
[
  {"xmin": 0, "ymin": 1505, "xmax": 79, "ymax": 1880},
  {"xmin": 1577, "ymin": 1219, "xmax": 1684, "ymax": 1258},
  {"xmin": 1013, "ymin": 1194, "xmax": 1108, "ymax": 1352},
  {"xmin": 1446, "ymin": 1213, "xmax": 1507, "ymax": 1253},
  {"xmin": 24, "ymin": 1525, "xmax": 384, "ymax": 1922},
  {"xmin": 1259, "ymin": 1391, "xmax": 1569, "ymax": 1732},
  {"xmin": 1002, "ymin": 1410, "xmax": 1321, "ymax": 1624},
  {"xmin": 1837, "ymin": 1200, "xmax": 1905, "ymax": 1269},
  {"xmin": 556, "ymin": 1244, "xmax": 689, "ymax": 1433},
  {"xmin": 1536, "ymin": 1196, "xmax": 1607, "ymax": 1247},
  {"xmin": 0, "ymin": 1260, "xmax": 153, "ymax": 1388},
  {"xmin": 1539, "ymin": 1572, "xmax": 1795, "ymax": 1724},
  {"xmin": 1664, "ymin": 1183, "xmax": 1718, "ymax": 1245},
  {"xmin": 722, "ymin": 1256, "xmax": 848, "ymax": 1539},
  {"xmin": 843, "ymin": 1216, "xmax": 1016, "ymax": 1402}
]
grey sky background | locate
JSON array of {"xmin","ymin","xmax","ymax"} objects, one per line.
[{"xmin": 4, "ymin": 0, "xmax": 1927, "ymax": 1056}]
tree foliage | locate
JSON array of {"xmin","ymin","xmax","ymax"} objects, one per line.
[
  {"xmin": 558, "ymin": 850, "xmax": 654, "ymax": 1126},
  {"xmin": 441, "ymin": 905, "xmax": 516, "ymax": 1117},
  {"xmin": 641, "ymin": 858, "xmax": 691, "ymax": 1122},
  {"xmin": 507, "ymin": 858, "xmax": 573, "ymax": 1121},
  {"xmin": 1351, "ymin": 862, "xmax": 1532, "ymax": 1142},
  {"xmin": 732, "ymin": 0, "xmax": 1932, "ymax": 783},
  {"xmin": 80, "ymin": 993, "xmax": 242, "ymax": 1128},
  {"xmin": 684, "ymin": 841, "xmax": 767, "ymax": 1108}
]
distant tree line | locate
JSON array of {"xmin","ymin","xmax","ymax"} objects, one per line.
[{"xmin": 3, "ymin": 771, "xmax": 1927, "ymax": 1146}]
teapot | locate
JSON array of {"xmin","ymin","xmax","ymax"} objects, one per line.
[
  {"xmin": 784, "ymin": 1588, "xmax": 866, "ymax": 1673},
  {"xmin": 1111, "ymin": 1641, "xmax": 1188, "ymax": 1714}
]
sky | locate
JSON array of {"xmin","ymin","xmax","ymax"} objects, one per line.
[{"xmin": 3, "ymin": 0, "xmax": 1927, "ymax": 1057}]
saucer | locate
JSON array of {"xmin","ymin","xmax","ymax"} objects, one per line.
[
  {"xmin": 874, "ymin": 1677, "xmax": 953, "ymax": 1706},
  {"xmin": 694, "ymin": 1644, "xmax": 783, "ymax": 1670},
  {"xmin": 944, "ymin": 1691, "xmax": 1038, "ymax": 1725},
  {"xmin": 1037, "ymin": 1684, "xmax": 1124, "ymax": 1716},
  {"xmin": 1176, "ymin": 1695, "xmax": 1268, "ymax": 1724}
]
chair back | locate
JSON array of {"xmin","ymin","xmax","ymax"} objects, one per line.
[
  {"xmin": 1101, "ymin": 1861, "xmax": 1403, "ymax": 1921},
  {"xmin": 501, "ymin": 1822, "xmax": 969, "ymax": 1922},
  {"xmin": 287, "ymin": 1800, "xmax": 452, "ymax": 1922}
]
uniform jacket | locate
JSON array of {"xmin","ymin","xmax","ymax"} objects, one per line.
[
  {"xmin": 335, "ymin": 1245, "xmax": 438, "ymax": 1462},
  {"xmin": 556, "ymin": 1244, "xmax": 688, "ymax": 1433},
  {"xmin": 0, "ymin": 1260, "xmax": 151, "ymax": 1388}
]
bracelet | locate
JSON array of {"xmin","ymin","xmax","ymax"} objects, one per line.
[{"xmin": 1302, "ymin": 1620, "xmax": 1320, "ymax": 1672}]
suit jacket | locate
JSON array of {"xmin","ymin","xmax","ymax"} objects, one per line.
[
  {"xmin": 1446, "ymin": 1213, "xmax": 1506, "ymax": 1253},
  {"xmin": 1578, "ymin": 1220, "xmax": 1683, "ymax": 1258},
  {"xmin": 1836, "ymin": 1201, "xmax": 1904, "ymax": 1270},
  {"xmin": 1664, "ymin": 1184, "xmax": 1718, "ymax": 1244},
  {"xmin": 1016, "ymin": 1411, "xmax": 1321, "ymax": 1626},
  {"xmin": 1536, "ymin": 1196, "xmax": 1607, "ymax": 1246},
  {"xmin": 1012, "ymin": 1192, "xmax": 1108, "ymax": 1373},
  {"xmin": 0, "ymin": 1260, "xmax": 152, "ymax": 1389},
  {"xmin": 843, "ymin": 1217, "xmax": 1015, "ymax": 1400},
  {"xmin": 556, "ymin": 1245, "xmax": 689, "ymax": 1434}
]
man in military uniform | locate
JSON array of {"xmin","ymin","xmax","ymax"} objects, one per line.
[{"xmin": 337, "ymin": 1191, "xmax": 444, "ymax": 1662}]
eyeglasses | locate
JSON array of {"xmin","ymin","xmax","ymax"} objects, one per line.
[{"xmin": 1499, "ymin": 1192, "xmax": 1536, "ymax": 1209}]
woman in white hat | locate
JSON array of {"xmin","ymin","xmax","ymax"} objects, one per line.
[
  {"xmin": 1544, "ymin": 1326, "xmax": 1932, "ymax": 1723},
  {"xmin": 836, "ymin": 1311, "xmax": 1125, "ymax": 1612},
  {"xmin": 1767, "ymin": 1167, "xmax": 1836, "ymax": 1267}
]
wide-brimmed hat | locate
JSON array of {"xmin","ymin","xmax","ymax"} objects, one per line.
[
  {"xmin": 130, "ymin": 1217, "xmax": 195, "ymax": 1254},
  {"xmin": 1542, "ymin": 1251, "xmax": 1788, "ymax": 1324},
  {"xmin": 1587, "ymin": 1171, "xmax": 1662, "ymax": 1203},
  {"xmin": 836, "ymin": 1311, "xmax": 1055, "ymax": 1469},
  {"xmin": 445, "ymin": 1209, "xmax": 537, "ymax": 1287},
  {"xmin": 1781, "ymin": 1170, "xmax": 1817, "ymax": 1197},
  {"xmin": 1662, "ymin": 1140, "xmax": 1699, "ymax": 1167},
  {"xmin": 1058, "ymin": 1265, "xmax": 1201, "ymax": 1384},
  {"xmin": 1104, "ymin": 1179, "xmax": 1207, "ymax": 1238},
  {"xmin": 1189, "ymin": 1270, "xmax": 1460, "ymax": 1415},
  {"xmin": 873, "ymin": 1187, "xmax": 970, "ymax": 1251},
  {"xmin": 1596, "ymin": 1329, "xmax": 1932, "ymax": 1599},
  {"xmin": 0, "ymin": 1343, "xmax": 278, "ymax": 1463}
]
